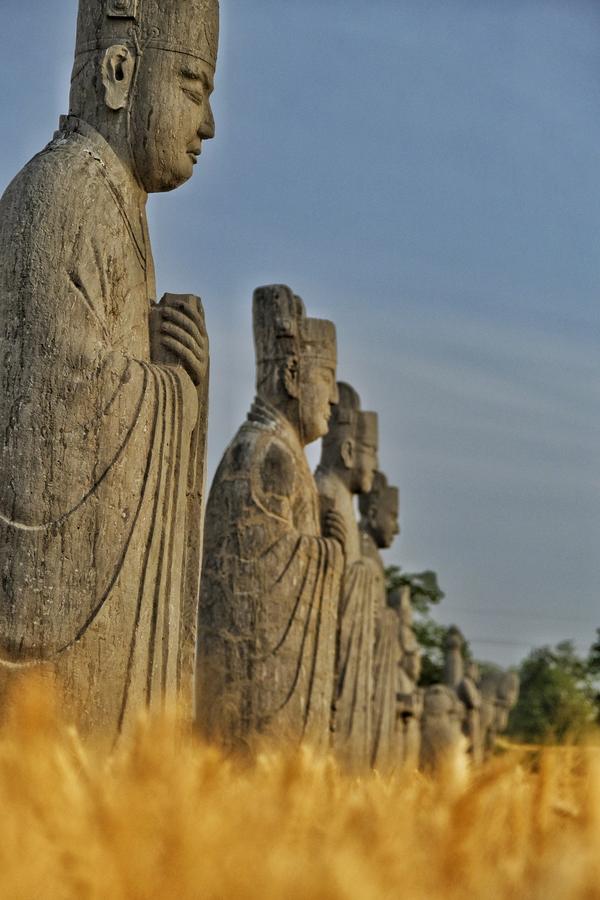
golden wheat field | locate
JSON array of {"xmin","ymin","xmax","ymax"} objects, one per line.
[{"xmin": 0, "ymin": 680, "xmax": 599, "ymax": 900}]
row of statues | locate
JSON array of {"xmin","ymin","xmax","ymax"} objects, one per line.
[
  {"xmin": 0, "ymin": 0, "xmax": 518, "ymax": 767},
  {"xmin": 196, "ymin": 284, "xmax": 519, "ymax": 770},
  {"xmin": 420, "ymin": 627, "xmax": 520, "ymax": 770},
  {"xmin": 196, "ymin": 286, "xmax": 423, "ymax": 771}
]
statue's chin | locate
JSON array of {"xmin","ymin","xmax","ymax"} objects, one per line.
[{"xmin": 144, "ymin": 164, "xmax": 194, "ymax": 194}]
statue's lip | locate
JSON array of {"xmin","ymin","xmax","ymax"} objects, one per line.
[{"xmin": 187, "ymin": 146, "xmax": 202, "ymax": 163}]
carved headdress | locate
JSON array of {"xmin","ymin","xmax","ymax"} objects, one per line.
[
  {"xmin": 358, "ymin": 470, "xmax": 399, "ymax": 519},
  {"xmin": 253, "ymin": 285, "xmax": 337, "ymax": 374},
  {"xmin": 74, "ymin": 0, "xmax": 219, "ymax": 67},
  {"xmin": 323, "ymin": 381, "xmax": 378, "ymax": 449}
]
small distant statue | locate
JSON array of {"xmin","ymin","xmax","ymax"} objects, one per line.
[
  {"xmin": 457, "ymin": 661, "xmax": 484, "ymax": 766},
  {"xmin": 197, "ymin": 286, "xmax": 344, "ymax": 754},
  {"xmin": 315, "ymin": 384, "xmax": 379, "ymax": 771},
  {"xmin": 0, "ymin": 0, "xmax": 219, "ymax": 737},
  {"xmin": 444, "ymin": 627, "xmax": 483, "ymax": 765},
  {"xmin": 390, "ymin": 586, "xmax": 424, "ymax": 768},
  {"xmin": 419, "ymin": 684, "xmax": 465, "ymax": 772},
  {"xmin": 480, "ymin": 670, "xmax": 520, "ymax": 757},
  {"xmin": 443, "ymin": 626, "xmax": 465, "ymax": 691},
  {"xmin": 359, "ymin": 472, "xmax": 401, "ymax": 773}
]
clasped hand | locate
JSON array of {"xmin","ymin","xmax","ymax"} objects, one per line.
[
  {"xmin": 323, "ymin": 509, "xmax": 347, "ymax": 554},
  {"xmin": 150, "ymin": 293, "xmax": 208, "ymax": 387}
]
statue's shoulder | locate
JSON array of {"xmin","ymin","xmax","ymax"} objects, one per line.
[
  {"xmin": 211, "ymin": 422, "xmax": 297, "ymax": 499},
  {"xmin": 0, "ymin": 132, "xmax": 103, "ymax": 227},
  {"xmin": 254, "ymin": 432, "xmax": 297, "ymax": 499}
]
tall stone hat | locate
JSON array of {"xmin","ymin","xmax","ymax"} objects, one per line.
[
  {"xmin": 74, "ymin": 0, "xmax": 219, "ymax": 67},
  {"xmin": 356, "ymin": 409, "xmax": 378, "ymax": 448},
  {"xmin": 253, "ymin": 285, "xmax": 337, "ymax": 371}
]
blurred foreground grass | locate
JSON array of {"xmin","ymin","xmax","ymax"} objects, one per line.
[{"xmin": 2, "ymin": 678, "xmax": 600, "ymax": 900}]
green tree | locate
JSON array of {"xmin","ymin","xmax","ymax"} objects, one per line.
[{"xmin": 508, "ymin": 641, "xmax": 597, "ymax": 744}]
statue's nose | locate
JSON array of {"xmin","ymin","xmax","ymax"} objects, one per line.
[{"xmin": 200, "ymin": 104, "xmax": 215, "ymax": 140}]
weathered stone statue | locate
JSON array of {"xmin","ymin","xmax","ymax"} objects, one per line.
[
  {"xmin": 197, "ymin": 285, "xmax": 344, "ymax": 754},
  {"xmin": 480, "ymin": 669, "xmax": 520, "ymax": 757},
  {"xmin": 443, "ymin": 626, "xmax": 464, "ymax": 692},
  {"xmin": 419, "ymin": 684, "xmax": 465, "ymax": 772},
  {"xmin": 0, "ymin": 0, "xmax": 218, "ymax": 738},
  {"xmin": 457, "ymin": 661, "xmax": 484, "ymax": 766},
  {"xmin": 444, "ymin": 627, "xmax": 483, "ymax": 765},
  {"xmin": 315, "ymin": 384, "xmax": 378, "ymax": 771},
  {"xmin": 359, "ymin": 472, "xmax": 400, "ymax": 773},
  {"xmin": 389, "ymin": 586, "xmax": 423, "ymax": 768}
]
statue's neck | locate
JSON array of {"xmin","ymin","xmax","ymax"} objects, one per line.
[
  {"xmin": 65, "ymin": 111, "xmax": 147, "ymax": 206},
  {"xmin": 317, "ymin": 459, "xmax": 354, "ymax": 494}
]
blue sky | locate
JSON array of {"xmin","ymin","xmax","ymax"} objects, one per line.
[{"xmin": 2, "ymin": 1, "xmax": 599, "ymax": 666}]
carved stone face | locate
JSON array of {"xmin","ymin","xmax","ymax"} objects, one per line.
[
  {"xmin": 298, "ymin": 364, "xmax": 339, "ymax": 445},
  {"xmin": 130, "ymin": 50, "xmax": 215, "ymax": 192},
  {"xmin": 352, "ymin": 439, "xmax": 378, "ymax": 494},
  {"xmin": 404, "ymin": 650, "xmax": 422, "ymax": 684},
  {"xmin": 368, "ymin": 491, "xmax": 399, "ymax": 549}
]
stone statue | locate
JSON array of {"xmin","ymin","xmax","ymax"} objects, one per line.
[
  {"xmin": 419, "ymin": 684, "xmax": 465, "ymax": 772},
  {"xmin": 315, "ymin": 384, "xmax": 379, "ymax": 771},
  {"xmin": 480, "ymin": 669, "xmax": 520, "ymax": 757},
  {"xmin": 443, "ymin": 627, "xmax": 483, "ymax": 765},
  {"xmin": 443, "ymin": 626, "xmax": 464, "ymax": 691},
  {"xmin": 389, "ymin": 586, "xmax": 423, "ymax": 768},
  {"xmin": 359, "ymin": 472, "xmax": 400, "ymax": 773},
  {"xmin": 457, "ymin": 661, "xmax": 483, "ymax": 766},
  {"xmin": 0, "ymin": 0, "xmax": 218, "ymax": 739},
  {"xmin": 197, "ymin": 285, "xmax": 344, "ymax": 754}
]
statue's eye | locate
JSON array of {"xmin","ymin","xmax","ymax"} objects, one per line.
[{"xmin": 183, "ymin": 88, "xmax": 203, "ymax": 106}]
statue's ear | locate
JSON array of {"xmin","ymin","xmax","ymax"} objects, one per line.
[
  {"xmin": 102, "ymin": 45, "xmax": 136, "ymax": 111},
  {"xmin": 282, "ymin": 357, "xmax": 300, "ymax": 400},
  {"xmin": 340, "ymin": 439, "xmax": 354, "ymax": 470}
]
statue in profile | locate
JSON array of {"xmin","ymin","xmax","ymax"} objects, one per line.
[
  {"xmin": 389, "ymin": 586, "xmax": 423, "ymax": 768},
  {"xmin": 359, "ymin": 472, "xmax": 401, "ymax": 773},
  {"xmin": 315, "ymin": 384, "xmax": 379, "ymax": 771},
  {"xmin": 0, "ymin": 0, "xmax": 218, "ymax": 738},
  {"xmin": 444, "ymin": 626, "xmax": 483, "ymax": 765},
  {"xmin": 197, "ymin": 285, "xmax": 345, "ymax": 754},
  {"xmin": 480, "ymin": 669, "xmax": 520, "ymax": 757}
]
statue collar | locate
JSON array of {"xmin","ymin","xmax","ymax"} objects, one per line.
[
  {"xmin": 247, "ymin": 397, "xmax": 305, "ymax": 460},
  {"xmin": 53, "ymin": 116, "xmax": 151, "ymax": 276},
  {"xmin": 56, "ymin": 116, "xmax": 143, "ymax": 201}
]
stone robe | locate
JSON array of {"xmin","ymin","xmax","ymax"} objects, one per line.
[
  {"xmin": 397, "ymin": 614, "xmax": 423, "ymax": 768},
  {"xmin": 315, "ymin": 469, "xmax": 375, "ymax": 771},
  {"xmin": 0, "ymin": 117, "xmax": 205, "ymax": 739},
  {"xmin": 361, "ymin": 531, "xmax": 400, "ymax": 774},
  {"xmin": 197, "ymin": 398, "xmax": 342, "ymax": 753}
]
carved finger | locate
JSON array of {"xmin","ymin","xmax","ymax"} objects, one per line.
[
  {"xmin": 324, "ymin": 519, "xmax": 345, "ymax": 544},
  {"xmin": 325, "ymin": 511, "xmax": 345, "ymax": 532},
  {"xmin": 160, "ymin": 321, "xmax": 204, "ymax": 363},
  {"xmin": 160, "ymin": 306, "xmax": 206, "ymax": 348},
  {"xmin": 166, "ymin": 295, "xmax": 206, "ymax": 333},
  {"xmin": 161, "ymin": 335, "xmax": 205, "ymax": 386}
]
